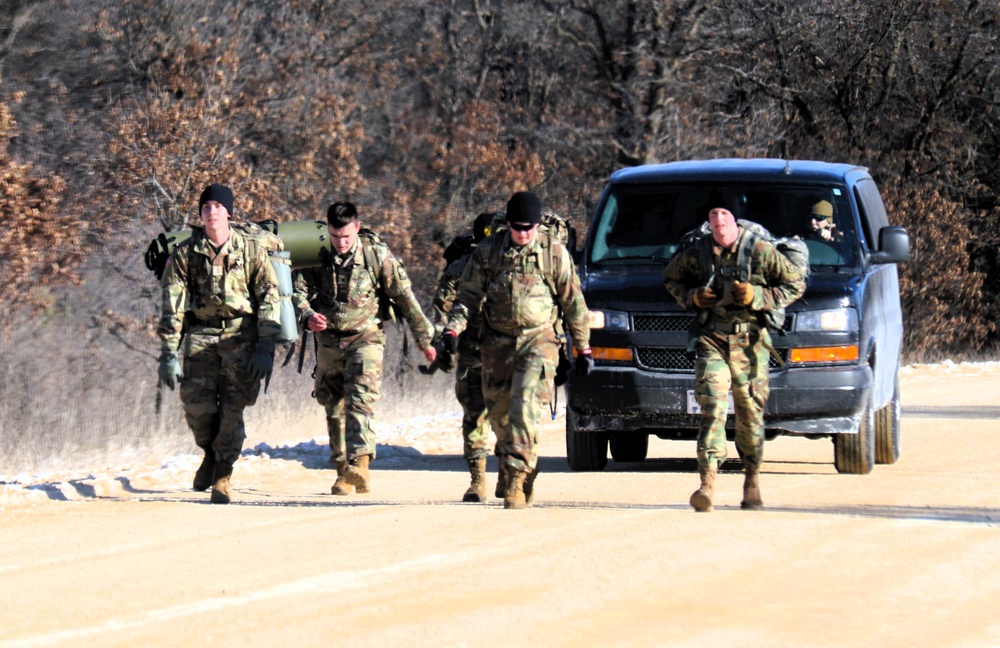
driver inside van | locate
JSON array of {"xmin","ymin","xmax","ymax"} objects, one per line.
[{"xmin": 807, "ymin": 200, "xmax": 843, "ymax": 242}]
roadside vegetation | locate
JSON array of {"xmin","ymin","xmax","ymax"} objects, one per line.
[{"xmin": 1, "ymin": 0, "xmax": 997, "ymax": 470}]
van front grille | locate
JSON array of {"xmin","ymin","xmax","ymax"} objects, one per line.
[{"xmin": 633, "ymin": 346, "xmax": 788, "ymax": 372}]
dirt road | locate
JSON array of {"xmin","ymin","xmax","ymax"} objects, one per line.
[{"xmin": 2, "ymin": 363, "xmax": 999, "ymax": 647}]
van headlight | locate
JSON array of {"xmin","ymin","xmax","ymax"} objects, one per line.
[
  {"xmin": 588, "ymin": 310, "xmax": 630, "ymax": 330},
  {"xmin": 795, "ymin": 308, "xmax": 858, "ymax": 332}
]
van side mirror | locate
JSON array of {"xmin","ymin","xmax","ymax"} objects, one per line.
[{"xmin": 870, "ymin": 226, "xmax": 909, "ymax": 264}]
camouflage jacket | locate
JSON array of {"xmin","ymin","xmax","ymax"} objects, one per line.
[
  {"xmin": 291, "ymin": 235, "xmax": 434, "ymax": 349},
  {"xmin": 158, "ymin": 227, "xmax": 281, "ymax": 354},
  {"xmin": 663, "ymin": 226, "xmax": 806, "ymax": 328},
  {"xmin": 431, "ymin": 250, "xmax": 483, "ymax": 358},
  {"xmin": 446, "ymin": 229, "xmax": 590, "ymax": 350}
]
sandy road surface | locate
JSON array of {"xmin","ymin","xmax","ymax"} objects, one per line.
[{"xmin": 1, "ymin": 364, "xmax": 999, "ymax": 647}]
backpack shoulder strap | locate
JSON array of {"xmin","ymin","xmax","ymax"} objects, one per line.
[
  {"xmin": 358, "ymin": 232, "xmax": 382, "ymax": 290},
  {"xmin": 539, "ymin": 231, "xmax": 559, "ymax": 298},
  {"xmin": 735, "ymin": 229, "xmax": 758, "ymax": 282}
]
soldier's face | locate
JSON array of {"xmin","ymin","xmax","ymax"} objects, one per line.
[
  {"xmin": 329, "ymin": 221, "xmax": 360, "ymax": 255},
  {"xmin": 201, "ymin": 200, "xmax": 230, "ymax": 227},
  {"xmin": 509, "ymin": 221, "xmax": 538, "ymax": 246},
  {"xmin": 708, "ymin": 208, "xmax": 738, "ymax": 247}
]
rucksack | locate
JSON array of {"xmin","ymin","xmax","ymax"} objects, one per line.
[
  {"xmin": 443, "ymin": 233, "xmax": 476, "ymax": 264},
  {"xmin": 678, "ymin": 218, "xmax": 809, "ymax": 331}
]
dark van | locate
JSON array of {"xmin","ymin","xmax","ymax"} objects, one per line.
[{"xmin": 566, "ymin": 159, "xmax": 909, "ymax": 474}]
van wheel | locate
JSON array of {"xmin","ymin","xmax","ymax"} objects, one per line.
[
  {"xmin": 609, "ymin": 432, "xmax": 649, "ymax": 463},
  {"xmin": 875, "ymin": 371, "xmax": 902, "ymax": 464},
  {"xmin": 566, "ymin": 410, "xmax": 608, "ymax": 472},
  {"xmin": 834, "ymin": 391, "xmax": 876, "ymax": 474}
]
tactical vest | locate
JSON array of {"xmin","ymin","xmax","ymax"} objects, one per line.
[
  {"xmin": 315, "ymin": 229, "xmax": 398, "ymax": 327},
  {"xmin": 480, "ymin": 230, "xmax": 563, "ymax": 337}
]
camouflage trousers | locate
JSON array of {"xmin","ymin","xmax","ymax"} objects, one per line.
[
  {"xmin": 480, "ymin": 326, "xmax": 559, "ymax": 474},
  {"xmin": 313, "ymin": 327, "xmax": 385, "ymax": 462},
  {"xmin": 454, "ymin": 353, "xmax": 493, "ymax": 461},
  {"xmin": 179, "ymin": 326, "xmax": 263, "ymax": 464},
  {"xmin": 694, "ymin": 327, "xmax": 771, "ymax": 472}
]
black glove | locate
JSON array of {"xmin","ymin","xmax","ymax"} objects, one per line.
[
  {"xmin": 431, "ymin": 335, "xmax": 456, "ymax": 373},
  {"xmin": 249, "ymin": 339, "xmax": 275, "ymax": 382},
  {"xmin": 574, "ymin": 349, "xmax": 594, "ymax": 377},
  {"xmin": 158, "ymin": 352, "xmax": 182, "ymax": 391},
  {"xmin": 436, "ymin": 330, "xmax": 457, "ymax": 362},
  {"xmin": 441, "ymin": 330, "xmax": 458, "ymax": 355}
]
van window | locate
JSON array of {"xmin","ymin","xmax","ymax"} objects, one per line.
[{"xmin": 588, "ymin": 183, "xmax": 858, "ymax": 268}]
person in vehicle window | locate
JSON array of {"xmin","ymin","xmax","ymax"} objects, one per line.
[{"xmin": 807, "ymin": 200, "xmax": 843, "ymax": 242}]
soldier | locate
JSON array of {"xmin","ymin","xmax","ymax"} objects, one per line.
[
  {"xmin": 440, "ymin": 192, "xmax": 591, "ymax": 509},
  {"xmin": 157, "ymin": 183, "xmax": 280, "ymax": 505},
  {"xmin": 292, "ymin": 201, "xmax": 436, "ymax": 496},
  {"xmin": 663, "ymin": 192, "xmax": 806, "ymax": 512},
  {"xmin": 430, "ymin": 212, "xmax": 497, "ymax": 502}
]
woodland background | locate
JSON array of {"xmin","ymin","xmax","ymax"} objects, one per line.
[{"xmin": 1, "ymin": 0, "xmax": 998, "ymax": 471}]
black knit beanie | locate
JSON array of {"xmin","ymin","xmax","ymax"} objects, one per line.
[
  {"xmin": 703, "ymin": 190, "xmax": 741, "ymax": 219},
  {"xmin": 506, "ymin": 192, "xmax": 543, "ymax": 225},
  {"xmin": 199, "ymin": 184, "xmax": 234, "ymax": 217}
]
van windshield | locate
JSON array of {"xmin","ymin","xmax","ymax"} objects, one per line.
[{"xmin": 588, "ymin": 183, "xmax": 858, "ymax": 269}]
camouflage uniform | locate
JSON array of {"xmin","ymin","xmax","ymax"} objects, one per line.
[
  {"xmin": 158, "ymin": 227, "xmax": 281, "ymax": 464},
  {"xmin": 431, "ymin": 250, "xmax": 492, "ymax": 462},
  {"xmin": 446, "ymin": 229, "xmax": 590, "ymax": 476},
  {"xmin": 292, "ymin": 234, "xmax": 434, "ymax": 463},
  {"xmin": 663, "ymin": 227, "xmax": 805, "ymax": 473}
]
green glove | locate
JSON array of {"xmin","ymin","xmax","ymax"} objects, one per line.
[
  {"xmin": 249, "ymin": 339, "xmax": 275, "ymax": 381},
  {"xmin": 159, "ymin": 352, "xmax": 182, "ymax": 391}
]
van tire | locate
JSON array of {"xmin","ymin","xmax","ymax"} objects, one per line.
[
  {"xmin": 834, "ymin": 392, "xmax": 876, "ymax": 474},
  {"xmin": 566, "ymin": 410, "xmax": 608, "ymax": 472},
  {"xmin": 609, "ymin": 432, "xmax": 649, "ymax": 463},
  {"xmin": 875, "ymin": 371, "xmax": 902, "ymax": 464}
]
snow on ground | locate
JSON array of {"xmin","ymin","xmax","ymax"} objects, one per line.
[{"xmin": 3, "ymin": 360, "xmax": 998, "ymax": 509}]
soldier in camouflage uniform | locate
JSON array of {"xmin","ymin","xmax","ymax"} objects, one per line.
[
  {"xmin": 441, "ymin": 192, "xmax": 592, "ymax": 509},
  {"xmin": 292, "ymin": 201, "xmax": 436, "ymax": 496},
  {"xmin": 157, "ymin": 184, "xmax": 281, "ymax": 505},
  {"xmin": 663, "ymin": 192, "xmax": 805, "ymax": 512},
  {"xmin": 430, "ymin": 212, "xmax": 497, "ymax": 502}
]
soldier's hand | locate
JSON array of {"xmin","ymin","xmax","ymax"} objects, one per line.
[
  {"xmin": 731, "ymin": 281, "xmax": 755, "ymax": 306},
  {"xmin": 249, "ymin": 340, "xmax": 275, "ymax": 381},
  {"xmin": 159, "ymin": 352, "xmax": 182, "ymax": 391},
  {"xmin": 435, "ymin": 330, "xmax": 458, "ymax": 368},
  {"xmin": 441, "ymin": 330, "xmax": 458, "ymax": 355},
  {"xmin": 423, "ymin": 345, "xmax": 437, "ymax": 363},
  {"xmin": 307, "ymin": 312, "xmax": 328, "ymax": 333},
  {"xmin": 574, "ymin": 348, "xmax": 594, "ymax": 377},
  {"xmin": 692, "ymin": 287, "xmax": 718, "ymax": 309}
]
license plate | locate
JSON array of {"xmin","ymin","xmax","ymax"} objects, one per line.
[{"xmin": 686, "ymin": 390, "xmax": 735, "ymax": 414}]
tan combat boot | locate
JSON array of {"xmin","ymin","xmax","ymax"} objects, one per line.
[
  {"xmin": 689, "ymin": 467, "xmax": 716, "ymax": 513},
  {"xmin": 192, "ymin": 449, "xmax": 216, "ymax": 492},
  {"xmin": 330, "ymin": 460, "xmax": 355, "ymax": 496},
  {"xmin": 343, "ymin": 455, "xmax": 371, "ymax": 494},
  {"xmin": 741, "ymin": 467, "xmax": 763, "ymax": 510},
  {"xmin": 504, "ymin": 470, "xmax": 527, "ymax": 510},
  {"xmin": 210, "ymin": 460, "xmax": 234, "ymax": 505},
  {"xmin": 524, "ymin": 466, "xmax": 538, "ymax": 505},
  {"xmin": 463, "ymin": 458, "xmax": 488, "ymax": 503},
  {"xmin": 495, "ymin": 460, "xmax": 507, "ymax": 499}
]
